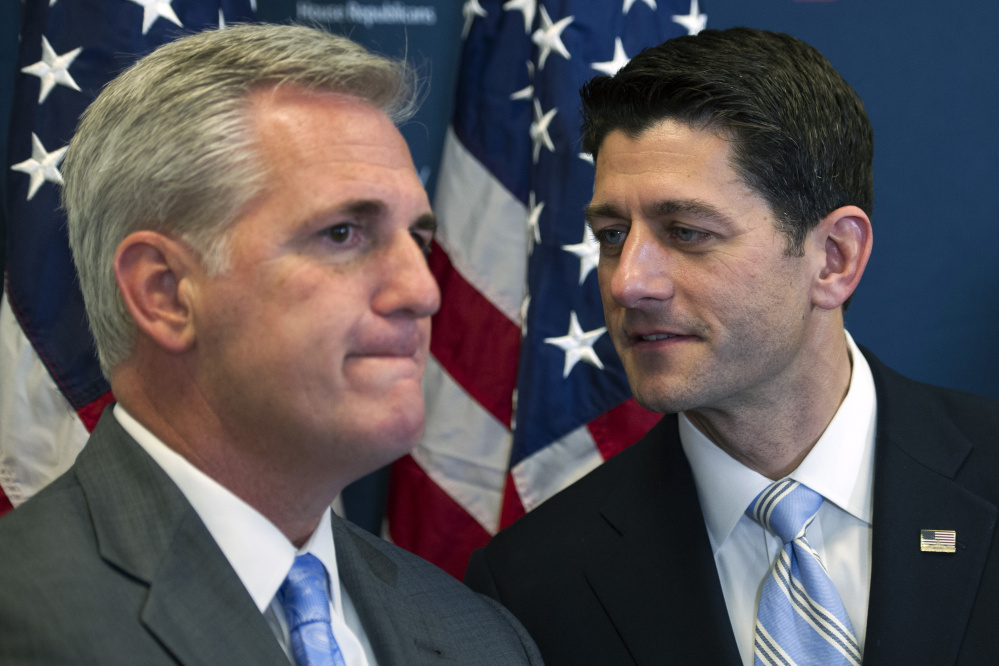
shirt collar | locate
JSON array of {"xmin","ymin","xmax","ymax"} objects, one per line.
[
  {"xmin": 113, "ymin": 405, "xmax": 340, "ymax": 612},
  {"xmin": 680, "ymin": 330, "xmax": 877, "ymax": 552}
]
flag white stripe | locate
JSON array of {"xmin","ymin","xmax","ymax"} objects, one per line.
[
  {"xmin": 0, "ymin": 290, "xmax": 88, "ymax": 507},
  {"xmin": 413, "ymin": 357, "xmax": 510, "ymax": 533},
  {"xmin": 511, "ymin": 423, "xmax": 603, "ymax": 512},
  {"xmin": 433, "ymin": 127, "xmax": 528, "ymax": 325}
]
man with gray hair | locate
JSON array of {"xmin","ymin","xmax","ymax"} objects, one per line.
[{"xmin": 0, "ymin": 24, "xmax": 541, "ymax": 665}]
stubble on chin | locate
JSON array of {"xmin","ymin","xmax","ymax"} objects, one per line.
[{"xmin": 627, "ymin": 366, "xmax": 707, "ymax": 416}]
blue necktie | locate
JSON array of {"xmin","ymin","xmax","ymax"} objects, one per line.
[
  {"xmin": 278, "ymin": 554, "xmax": 347, "ymax": 666},
  {"xmin": 747, "ymin": 480, "xmax": 861, "ymax": 666}
]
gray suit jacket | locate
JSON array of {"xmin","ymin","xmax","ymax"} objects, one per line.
[{"xmin": 0, "ymin": 411, "xmax": 543, "ymax": 665}]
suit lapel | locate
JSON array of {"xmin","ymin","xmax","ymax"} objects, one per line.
[
  {"xmin": 332, "ymin": 518, "xmax": 452, "ymax": 665},
  {"xmin": 140, "ymin": 514, "xmax": 289, "ymax": 665},
  {"xmin": 77, "ymin": 412, "xmax": 288, "ymax": 665},
  {"xmin": 583, "ymin": 417, "xmax": 742, "ymax": 665},
  {"xmin": 863, "ymin": 351, "xmax": 998, "ymax": 665}
]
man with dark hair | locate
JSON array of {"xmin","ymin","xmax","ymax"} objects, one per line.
[
  {"xmin": 466, "ymin": 27, "xmax": 999, "ymax": 665},
  {"xmin": 0, "ymin": 24, "xmax": 541, "ymax": 665}
]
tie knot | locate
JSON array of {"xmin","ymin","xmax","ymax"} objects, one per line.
[
  {"xmin": 279, "ymin": 553, "xmax": 331, "ymax": 631},
  {"xmin": 747, "ymin": 480, "xmax": 823, "ymax": 544}
]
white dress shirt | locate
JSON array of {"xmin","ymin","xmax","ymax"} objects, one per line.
[
  {"xmin": 114, "ymin": 405, "xmax": 377, "ymax": 666},
  {"xmin": 679, "ymin": 331, "xmax": 876, "ymax": 666}
]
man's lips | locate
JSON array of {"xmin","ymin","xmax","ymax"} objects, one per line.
[
  {"xmin": 350, "ymin": 347, "xmax": 422, "ymax": 359},
  {"xmin": 349, "ymin": 338, "xmax": 424, "ymax": 358},
  {"xmin": 626, "ymin": 330, "xmax": 698, "ymax": 345},
  {"xmin": 638, "ymin": 332, "xmax": 680, "ymax": 342}
]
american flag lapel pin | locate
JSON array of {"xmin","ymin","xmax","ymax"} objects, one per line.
[{"xmin": 920, "ymin": 529, "xmax": 957, "ymax": 553}]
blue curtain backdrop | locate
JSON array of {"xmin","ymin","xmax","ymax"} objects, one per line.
[{"xmin": 5, "ymin": 0, "xmax": 998, "ymax": 531}]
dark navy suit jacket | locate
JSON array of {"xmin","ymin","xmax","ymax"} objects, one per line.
[{"xmin": 466, "ymin": 349, "xmax": 999, "ymax": 665}]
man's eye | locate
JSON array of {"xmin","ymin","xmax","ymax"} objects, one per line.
[
  {"xmin": 325, "ymin": 224, "xmax": 354, "ymax": 243},
  {"xmin": 596, "ymin": 228, "xmax": 626, "ymax": 246},
  {"xmin": 673, "ymin": 227, "xmax": 704, "ymax": 243}
]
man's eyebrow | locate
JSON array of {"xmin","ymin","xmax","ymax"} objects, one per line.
[
  {"xmin": 303, "ymin": 200, "xmax": 384, "ymax": 228},
  {"xmin": 584, "ymin": 202, "xmax": 626, "ymax": 227},
  {"xmin": 583, "ymin": 199, "xmax": 735, "ymax": 228},
  {"xmin": 650, "ymin": 199, "xmax": 734, "ymax": 227},
  {"xmin": 412, "ymin": 212, "xmax": 437, "ymax": 235},
  {"xmin": 303, "ymin": 201, "xmax": 436, "ymax": 233},
  {"xmin": 341, "ymin": 200, "xmax": 384, "ymax": 219}
]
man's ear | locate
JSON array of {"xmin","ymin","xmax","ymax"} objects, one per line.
[
  {"xmin": 113, "ymin": 231, "xmax": 199, "ymax": 354},
  {"xmin": 808, "ymin": 205, "xmax": 873, "ymax": 310}
]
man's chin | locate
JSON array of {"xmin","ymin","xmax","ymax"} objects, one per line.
[
  {"xmin": 373, "ymin": 398, "xmax": 427, "ymax": 449},
  {"xmin": 630, "ymin": 380, "xmax": 698, "ymax": 415}
]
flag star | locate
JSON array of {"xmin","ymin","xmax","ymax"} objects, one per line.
[
  {"xmin": 11, "ymin": 133, "xmax": 68, "ymax": 200},
  {"xmin": 511, "ymin": 84, "xmax": 534, "ymax": 101},
  {"xmin": 591, "ymin": 37, "xmax": 630, "ymax": 77},
  {"xmin": 462, "ymin": 0, "xmax": 488, "ymax": 39},
  {"xmin": 128, "ymin": 0, "xmax": 184, "ymax": 36},
  {"xmin": 504, "ymin": 0, "xmax": 536, "ymax": 34},
  {"xmin": 218, "ymin": 8, "xmax": 225, "ymax": 28},
  {"xmin": 21, "ymin": 37, "xmax": 82, "ymax": 104},
  {"xmin": 673, "ymin": 0, "xmax": 707, "ymax": 36},
  {"xmin": 623, "ymin": 0, "xmax": 656, "ymax": 14},
  {"xmin": 526, "ymin": 190, "xmax": 544, "ymax": 253},
  {"xmin": 579, "ymin": 152, "xmax": 594, "ymax": 164},
  {"xmin": 545, "ymin": 311, "xmax": 607, "ymax": 378},
  {"xmin": 530, "ymin": 98, "xmax": 557, "ymax": 163},
  {"xmin": 532, "ymin": 6, "xmax": 573, "ymax": 70},
  {"xmin": 511, "ymin": 61, "xmax": 535, "ymax": 100},
  {"xmin": 562, "ymin": 225, "xmax": 600, "ymax": 284}
]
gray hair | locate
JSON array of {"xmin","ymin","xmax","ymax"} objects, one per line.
[{"xmin": 62, "ymin": 23, "xmax": 420, "ymax": 378}]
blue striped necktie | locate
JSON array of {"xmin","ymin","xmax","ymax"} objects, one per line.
[
  {"xmin": 278, "ymin": 554, "xmax": 347, "ymax": 666},
  {"xmin": 747, "ymin": 480, "xmax": 861, "ymax": 666}
]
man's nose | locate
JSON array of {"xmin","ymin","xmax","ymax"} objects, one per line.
[
  {"xmin": 608, "ymin": 222, "xmax": 675, "ymax": 309},
  {"xmin": 373, "ymin": 229, "xmax": 441, "ymax": 319}
]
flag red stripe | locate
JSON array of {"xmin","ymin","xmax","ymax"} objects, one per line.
[
  {"xmin": 428, "ymin": 241, "xmax": 521, "ymax": 428},
  {"xmin": 386, "ymin": 454, "xmax": 492, "ymax": 579},
  {"xmin": 0, "ymin": 487, "xmax": 13, "ymax": 518},
  {"xmin": 587, "ymin": 398, "xmax": 662, "ymax": 460},
  {"xmin": 76, "ymin": 390, "xmax": 115, "ymax": 433}
]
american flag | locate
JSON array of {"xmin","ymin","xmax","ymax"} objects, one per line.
[
  {"xmin": 0, "ymin": 0, "xmax": 254, "ymax": 517},
  {"xmin": 386, "ymin": 0, "xmax": 709, "ymax": 578},
  {"xmin": 920, "ymin": 529, "xmax": 957, "ymax": 553}
]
